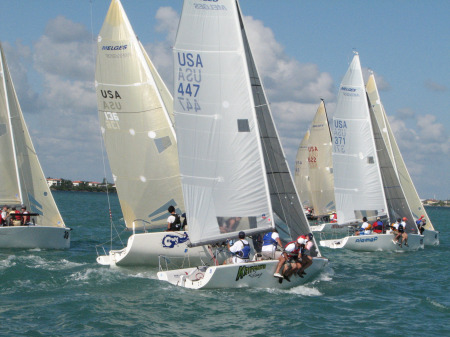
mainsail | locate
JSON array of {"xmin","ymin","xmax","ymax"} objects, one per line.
[
  {"xmin": 95, "ymin": 0, "xmax": 184, "ymax": 230},
  {"xmin": 294, "ymin": 130, "xmax": 312, "ymax": 209},
  {"xmin": 366, "ymin": 74, "xmax": 435, "ymax": 231},
  {"xmin": 307, "ymin": 100, "xmax": 335, "ymax": 216},
  {"xmin": 332, "ymin": 53, "xmax": 387, "ymax": 224},
  {"xmin": 0, "ymin": 43, "xmax": 64, "ymax": 227}
]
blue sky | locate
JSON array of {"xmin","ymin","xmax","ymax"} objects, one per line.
[{"xmin": 0, "ymin": 0, "xmax": 448, "ymax": 199}]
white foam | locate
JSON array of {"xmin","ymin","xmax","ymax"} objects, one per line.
[{"xmin": 0, "ymin": 255, "xmax": 17, "ymax": 269}]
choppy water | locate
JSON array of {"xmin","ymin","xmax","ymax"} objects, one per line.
[{"xmin": 1, "ymin": 191, "xmax": 448, "ymax": 336}]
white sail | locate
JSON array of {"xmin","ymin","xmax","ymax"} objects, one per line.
[
  {"xmin": 307, "ymin": 100, "xmax": 335, "ymax": 216},
  {"xmin": 294, "ymin": 130, "xmax": 312, "ymax": 209},
  {"xmin": 366, "ymin": 74, "xmax": 435, "ymax": 231},
  {"xmin": 0, "ymin": 43, "xmax": 65, "ymax": 228},
  {"xmin": 95, "ymin": 0, "xmax": 184, "ymax": 230},
  {"xmin": 173, "ymin": 0, "xmax": 277, "ymax": 246},
  {"xmin": 332, "ymin": 53, "xmax": 387, "ymax": 224}
]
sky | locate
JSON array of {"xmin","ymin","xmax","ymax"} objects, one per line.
[{"xmin": 0, "ymin": 0, "xmax": 448, "ymax": 199}]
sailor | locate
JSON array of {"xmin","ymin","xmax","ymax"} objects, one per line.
[
  {"xmin": 8, "ymin": 207, "xmax": 21, "ymax": 226},
  {"xmin": 330, "ymin": 212, "xmax": 337, "ymax": 223},
  {"xmin": 393, "ymin": 218, "xmax": 408, "ymax": 247},
  {"xmin": 372, "ymin": 217, "xmax": 383, "ymax": 233},
  {"xmin": 21, "ymin": 206, "xmax": 30, "ymax": 225},
  {"xmin": 356, "ymin": 217, "xmax": 372, "ymax": 235},
  {"xmin": 297, "ymin": 233, "xmax": 314, "ymax": 277},
  {"xmin": 400, "ymin": 217, "xmax": 409, "ymax": 246},
  {"xmin": 166, "ymin": 205, "xmax": 181, "ymax": 231},
  {"xmin": 227, "ymin": 231, "xmax": 251, "ymax": 264},
  {"xmin": 416, "ymin": 215, "xmax": 426, "ymax": 235},
  {"xmin": 260, "ymin": 228, "xmax": 283, "ymax": 260},
  {"xmin": 273, "ymin": 236, "xmax": 307, "ymax": 281},
  {"xmin": 1, "ymin": 205, "xmax": 8, "ymax": 226}
]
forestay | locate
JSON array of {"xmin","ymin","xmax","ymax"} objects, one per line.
[
  {"xmin": 173, "ymin": 0, "xmax": 274, "ymax": 246},
  {"xmin": 307, "ymin": 100, "xmax": 335, "ymax": 216},
  {"xmin": 366, "ymin": 75, "xmax": 435, "ymax": 231},
  {"xmin": 95, "ymin": 0, "xmax": 184, "ymax": 230},
  {"xmin": 332, "ymin": 54, "xmax": 387, "ymax": 224},
  {"xmin": 0, "ymin": 43, "xmax": 64, "ymax": 227}
]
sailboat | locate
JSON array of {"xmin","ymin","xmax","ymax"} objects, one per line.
[
  {"xmin": 319, "ymin": 53, "xmax": 423, "ymax": 252},
  {"xmin": 95, "ymin": 0, "xmax": 226, "ymax": 267},
  {"xmin": 157, "ymin": 0, "xmax": 328, "ymax": 289},
  {"xmin": 294, "ymin": 129, "xmax": 312, "ymax": 214},
  {"xmin": 300, "ymin": 100, "xmax": 344, "ymax": 234},
  {"xmin": 0, "ymin": 43, "xmax": 70, "ymax": 249},
  {"xmin": 366, "ymin": 74, "xmax": 439, "ymax": 246}
]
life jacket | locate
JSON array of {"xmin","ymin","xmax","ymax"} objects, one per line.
[
  {"xmin": 398, "ymin": 223, "xmax": 404, "ymax": 233},
  {"xmin": 262, "ymin": 232, "xmax": 277, "ymax": 247},
  {"xmin": 169, "ymin": 213, "xmax": 181, "ymax": 231},
  {"xmin": 284, "ymin": 241, "xmax": 301, "ymax": 257},
  {"xmin": 235, "ymin": 240, "xmax": 251, "ymax": 259}
]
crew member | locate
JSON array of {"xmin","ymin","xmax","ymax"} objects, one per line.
[
  {"xmin": 227, "ymin": 231, "xmax": 251, "ymax": 264},
  {"xmin": 166, "ymin": 205, "xmax": 181, "ymax": 231},
  {"xmin": 273, "ymin": 236, "xmax": 307, "ymax": 281},
  {"xmin": 261, "ymin": 229, "xmax": 283, "ymax": 260}
]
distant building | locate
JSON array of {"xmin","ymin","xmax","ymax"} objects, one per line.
[
  {"xmin": 46, "ymin": 178, "xmax": 62, "ymax": 187},
  {"xmin": 88, "ymin": 182, "xmax": 101, "ymax": 187},
  {"xmin": 72, "ymin": 181, "xmax": 83, "ymax": 187}
]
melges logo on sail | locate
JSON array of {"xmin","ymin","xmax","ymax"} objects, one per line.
[{"xmin": 102, "ymin": 45, "xmax": 128, "ymax": 51}]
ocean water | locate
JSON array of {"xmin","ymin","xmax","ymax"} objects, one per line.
[{"xmin": 1, "ymin": 191, "xmax": 448, "ymax": 337}]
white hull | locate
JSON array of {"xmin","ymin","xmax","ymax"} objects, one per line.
[
  {"xmin": 423, "ymin": 229, "xmax": 439, "ymax": 246},
  {"xmin": 97, "ymin": 231, "xmax": 228, "ymax": 267},
  {"xmin": 319, "ymin": 233, "xmax": 424, "ymax": 252},
  {"xmin": 157, "ymin": 257, "xmax": 328, "ymax": 290},
  {"xmin": 0, "ymin": 226, "xmax": 71, "ymax": 249}
]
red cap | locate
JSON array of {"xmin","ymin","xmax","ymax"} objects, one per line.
[
  {"xmin": 402, "ymin": 217, "xmax": 407, "ymax": 221},
  {"xmin": 420, "ymin": 215, "xmax": 424, "ymax": 219}
]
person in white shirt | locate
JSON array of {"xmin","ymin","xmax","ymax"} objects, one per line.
[{"xmin": 227, "ymin": 231, "xmax": 251, "ymax": 264}]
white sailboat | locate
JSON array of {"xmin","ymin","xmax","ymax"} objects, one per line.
[
  {"xmin": 95, "ymin": 0, "xmax": 226, "ymax": 267},
  {"xmin": 303, "ymin": 100, "xmax": 345, "ymax": 234},
  {"xmin": 157, "ymin": 0, "xmax": 328, "ymax": 289},
  {"xmin": 366, "ymin": 74, "xmax": 439, "ymax": 246},
  {"xmin": 294, "ymin": 129, "xmax": 312, "ymax": 212},
  {"xmin": 320, "ymin": 53, "xmax": 423, "ymax": 252},
  {"xmin": 0, "ymin": 43, "xmax": 70, "ymax": 249}
]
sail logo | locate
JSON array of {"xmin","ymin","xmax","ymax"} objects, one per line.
[
  {"xmin": 340, "ymin": 86, "xmax": 356, "ymax": 92},
  {"xmin": 162, "ymin": 232, "xmax": 189, "ymax": 248},
  {"xmin": 235, "ymin": 264, "xmax": 266, "ymax": 281},
  {"xmin": 355, "ymin": 236, "xmax": 378, "ymax": 243},
  {"xmin": 102, "ymin": 45, "xmax": 127, "ymax": 51},
  {"xmin": 341, "ymin": 86, "xmax": 359, "ymax": 97},
  {"xmin": 101, "ymin": 90, "xmax": 121, "ymax": 99},
  {"xmin": 334, "ymin": 120, "xmax": 347, "ymax": 129}
]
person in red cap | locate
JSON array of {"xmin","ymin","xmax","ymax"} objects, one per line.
[
  {"xmin": 416, "ymin": 215, "xmax": 426, "ymax": 235},
  {"xmin": 273, "ymin": 236, "xmax": 306, "ymax": 280}
]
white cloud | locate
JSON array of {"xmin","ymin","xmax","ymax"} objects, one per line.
[
  {"xmin": 33, "ymin": 16, "xmax": 94, "ymax": 81},
  {"xmin": 424, "ymin": 80, "xmax": 447, "ymax": 92}
]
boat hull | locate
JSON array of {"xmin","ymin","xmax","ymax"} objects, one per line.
[
  {"xmin": 423, "ymin": 229, "xmax": 439, "ymax": 246},
  {"xmin": 157, "ymin": 257, "xmax": 328, "ymax": 289},
  {"xmin": 319, "ymin": 233, "xmax": 424, "ymax": 252},
  {"xmin": 97, "ymin": 231, "xmax": 228, "ymax": 267},
  {"xmin": 0, "ymin": 226, "xmax": 71, "ymax": 249}
]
